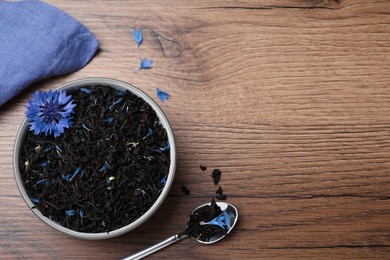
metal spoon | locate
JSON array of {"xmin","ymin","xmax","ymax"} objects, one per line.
[{"xmin": 122, "ymin": 202, "xmax": 238, "ymax": 260}]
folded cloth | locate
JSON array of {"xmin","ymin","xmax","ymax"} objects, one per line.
[{"xmin": 0, "ymin": 0, "xmax": 99, "ymax": 106}]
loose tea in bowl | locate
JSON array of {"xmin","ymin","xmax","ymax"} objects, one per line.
[{"xmin": 13, "ymin": 78, "xmax": 176, "ymax": 239}]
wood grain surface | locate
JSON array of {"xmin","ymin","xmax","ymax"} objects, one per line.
[{"xmin": 1, "ymin": 0, "xmax": 390, "ymax": 259}]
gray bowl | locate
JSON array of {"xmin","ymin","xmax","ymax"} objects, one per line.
[{"xmin": 13, "ymin": 77, "xmax": 176, "ymax": 240}]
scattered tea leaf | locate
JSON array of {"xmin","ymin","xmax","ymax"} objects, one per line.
[
  {"xmin": 216, "ymin": 186, "xmax": 227, "ymax": 200},
  {"xmin": 181, "ymin": 186, "xmax": 190, "ymax": 195},
  {"xmin": 200, "ymin": 165, "xmax": 207, "ymax": 171},
  {"xmin": 212, "ymin": 169, "xmax": 222, "ymax": 185}
]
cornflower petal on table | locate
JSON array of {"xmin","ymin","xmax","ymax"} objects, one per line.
[
  {"xmin": 25, "ymin": 90, "xmax": 76, "ymax": 138},
  {"xmin": 156, "ymin": 88, "xmax": 170, "ymax": 103},
  {"xmin": 132, "ymin": 28, "xmax": 143, "ymax": 48},
  {"xmin": 137, "ymin": 57, "xmax": 153, "ymax": 71}
]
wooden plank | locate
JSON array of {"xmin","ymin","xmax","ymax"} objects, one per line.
[{"xmin": 1, "ymin": 0, "xmax": 389, "ymax": 259}]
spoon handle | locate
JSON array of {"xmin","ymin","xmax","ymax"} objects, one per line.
[{"xmin": 122, "ymin": 233, "xmax": 188, "ymax": 260}]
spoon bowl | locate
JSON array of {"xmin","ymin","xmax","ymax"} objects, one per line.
[
  {"xmin": 122, "ymin": 201, "xmax": 238, "ymax": 260},
  {"xmin": 190, "ymin": 202, "xmax": 238, "ymax": 244}
]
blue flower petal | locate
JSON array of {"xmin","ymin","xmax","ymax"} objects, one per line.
[
  {"xmin": 98, "ymin": 161, "xmax": 110, "ymax": 173},
  {"xmin": 104, "ymin": 117, "xmax": 114, "ymax": 123},
  {"xmin": 69, "ymin": 166, "xmax": 82, "ymax": 182},
  {"xmin": 156, "ymin": 88, "xmax": 170, "ymax": 103},
  {"xmin": 132, "ymin": 28, "xmax": 143, "ymax": 48},
  {"xmin": 138, "ymin": 57, "xmax": 153, "ymax": 70},
  {"xmin": 65, "ymin": 210, "xmax": 75, "ymax": 217},
  {"xmin": 205, "ymin": 210, "xmax": 231, "ymax": 231},
  {"xmin": 80, "ymin": 88, "xmax": 92, "ymax": 94},
  {"xmin": 160, "ymin": 175, "xmax": 167, "ymax": 186},
  {"xmin": 30, "ymin": 197, "xmax": 41, "ymax": 203}
]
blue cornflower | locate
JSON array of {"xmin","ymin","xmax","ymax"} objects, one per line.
[{"xmin": 25, "ymin": 90, "xmax": 76, "ymax": 138}]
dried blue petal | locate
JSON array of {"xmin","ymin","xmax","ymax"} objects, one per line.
[
  {"xmin": 55, "ymin": 145, "xmax": 62, "ymax": 152},
  {"xmin": 80, "ymin": 88, "xmax": 92, "ymax": 94},
  {"xmin": 104, "ymin": 117, "xmax": 114, "ymax": 123},
  {"xmin": 36, "ymin": 179, "xmax": 48, "ymax": 185},
  {"xmin": 82, "ymin": 123, "xmax": 90, "ymax": 131},
  {"xmin": 156, "ymin": 88, "xmax": 170, "ymax": 103},
  {"xmin": 79, "ymin": 209, "xmax": 85, "ymax": 218},
  {"xmin": 25, "ymin": 90, "xmax": 75, "ymax": 138},
  {"xmin": 62, "ymin": 173, "xmax": 71, "ymax": 182},
  {"xmin": 152, "ymin": 141, "xmax": 170, "ymax": 154},
  {"xmin": 223, "ymin": 210, "xmax": 231, "ymax": 230},
  {"xmin": 143, "ymin": 128, "xmax": 153, "ymax": 139},
  {"xmin": 98, "ymin": 161, "xmax": 110, "ymax": 173},
  {"xmin": 69, "ymin": 166, "xmax": 82, "ymax": 182},
  {"xmin": 160, "ymin": 175, "xmax": 167, "ymax": 186},
  {"xmin": 137, "ymin": 57, "xmax": 153, "ymax": 71},
  {"xmin": 117, "ymin": 90, "xmax": 126, "ymax": 96},
  {"xmin": 204, "ymin": 210, "xmax": 231, "ymax": 231},
  {"xmin": 65, "ymin": 210, "xmax": 76, "ymax": 217},
  {"xmin": 40, "ymin": 161, "xmax": 49, "ymax": 167},
  {"xmin": 109, "ymin": 98, "xmax": 123, "ymax": 111},
  {"xmin": 44, "ymin": 146, "xmax": 51, "ymax": 153},
  {"xmin": 132, "ymin": 28, "xmax": 143, "ymax": 48},
  {"xmin": 30, "ymin": 197, "xmax": 40, "ymax": 203}
]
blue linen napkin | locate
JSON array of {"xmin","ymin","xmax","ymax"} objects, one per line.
[{"xmin": 0, "ymin": 0, "xmax": 99, "ymax": 106}]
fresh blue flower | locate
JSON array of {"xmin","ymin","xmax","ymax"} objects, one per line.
[
  {"xmin": 132, "ymin": 28, "xmax": 143, "ymax": 48},
  {"xmin": 205, "ymin": 210, "xmax": 231, "ymax": 231},
  {"xmin": 25, "ymin": 90, "xmax": 75, "ymax": 138},
  {"xmin": 156, "ymin": 88, "xmax": 170, "ymax": 103},
  {"xmin": 80, "ymin": 87, "xmax": 92, "ymax": 94},
  {"xmin": 65, "ymin": 209, "xmax": 75, "ymax": 217},
  {"xmin": 137, "ymin": 57, "xmax": 153, "ymax": 71}
]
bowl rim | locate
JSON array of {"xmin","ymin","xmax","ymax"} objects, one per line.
[{"xmin": 13, "ymin": 77, "xmax": 176, "ymax": 240}]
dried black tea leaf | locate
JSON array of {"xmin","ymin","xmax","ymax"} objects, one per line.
[
  {"xmin": 211, "ymin": 169, "xmax": 221, "ymax": 185},
  {"xmin": 215, "ymin": 186, "xmax": 227, "ymax": 200},
  {"xmin": 181, "ymin": 186, "xmax": 190, "ymax": 195},
  {"xmin": 200, "ymin": 165, "xmax": 207, "ymax": 171}
]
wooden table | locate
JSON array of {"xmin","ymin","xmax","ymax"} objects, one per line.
[{"xmin": 1, "ymin": 0, "xmax": 389, "ymax": 259}]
